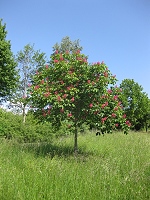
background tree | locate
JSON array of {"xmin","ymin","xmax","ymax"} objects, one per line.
[
  {"xmin": 0, "ymin": 19, "xmax": 18, "ymax": 100},
  {"xmin": 9, "ymin": 44, "xmax": 46, "ymax": 123},
  {"xmin": 52, "ymin": 36, "xmax": 83, "ymax": 54},
  {"xmin": 31, "ymin": 48, "xmax": 130, "ymax": 154},
  {"xmin": 120, "ymin": 79, "xmax": 150, "ymax": 131}
]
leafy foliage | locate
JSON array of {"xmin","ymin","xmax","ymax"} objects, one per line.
[
  {"xmin": 120, "ymin": 79, "xmax": 150, "ymax": 131},
  {"xmin": 52, "ymin": 36, "xmax": 83, "ymax": 53},
  {"xmin": 0, "ymin": 108, "xmax": 53, "ymax": 142},
  {"xmin": 30, "ymin": 49, "xmax": 130, "ymax": 152},
  {"xmin": 9, "ymin": 44, "xmax": 46, "ymax": 123},
  {"xmin": 0, "ymin": 19, "xmax": 19, "ymax": 100}
]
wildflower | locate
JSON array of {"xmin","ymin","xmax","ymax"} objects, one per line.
[
  {"xmin": 57, "ymin": 96, "xmax": 61, "ymax": 102},
  {"xmin": 123, "ymin": 114, "xmax": 126, "ymax": 118},
  {"xmin": 101, "ymin": 117, "xmax": 107, "ymax": 124},
  {"xmin": 113, "ymin": 95, "xmax": 118, "ymax": 100},
  {"xmin": 47, "ymin": 110, "xmax": 51, "ymax": 115},
  {"xmin": 34, "ymin": 85, "xmax": 40, "ymax": 90},
  {"xmin": 63, "ymin": 94, "xmax": 67, "ymax": 99},
  {"xmin": 71, "ymin": 97, "xmax": 75, "ymax": 102},
  {"xmin": 107, "ymin": 89, "xmax": 112, "ymax": 94},
  {"xmin": 126, "ymin": 120, "xmax": 131, "ymax": 127},
  {"xmin": 42, "ymin": 112, "xmax": 46, "ymax": 117},
  {"xmin": 111, "ymin": 113, "xmax": 116, "ymax": 118},
  {"xmin": 114, "ymin": 107, "xmax": 118, "ymax": 111},
  {"xmin": 76, "ymin": 50, "xmax": 80, "ymax": 54},
  {"xmin": 41, "ymin": 79, "xmax": 44, "ymax": 84},
  {"xmin": 60, "ymin": 108, "xmax": 64, "ymax": 113},
  {"xmin": 89, "ymin": 103, "xmax": 93, "ymax": 108},
  {"xmin": 104, "ymin": 72, "xmax": 108, "ymax": 77},
  {"xmin": 68, "ymin": 113, "xmax": 72, "ymax": 117},
  {"xmin": 54, "ymin": 59, "xmax": 59, "ymax": 63},
  {"xmin": 44, "ymin": 92, "xmax": 50, "ymax": 98}
]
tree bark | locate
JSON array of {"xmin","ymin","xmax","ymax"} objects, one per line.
[
  {"xmin": 74, "ymin": 123, "xmax": 78, "ymax": 156},
  {"xmin": 23, "ymin": 104, "xmax": 26, "ymax": 123},
  {"xmin": 145, "ymin": 122, "xmax": 148, "ymax": 132}
]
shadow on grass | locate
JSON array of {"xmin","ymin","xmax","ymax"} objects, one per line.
[{"xmin": 19, "ymin": 142, "xmax": 89, "ymax": 160}]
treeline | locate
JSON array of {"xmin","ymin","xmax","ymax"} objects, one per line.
[{"xmin": 0, "ymin": 19, "xmax": 150, "ymax": 149}]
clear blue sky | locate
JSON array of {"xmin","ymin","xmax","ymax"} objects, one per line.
[{"xmin": 1, "ymin": 0, "xmax": 150, "ymax": 97}]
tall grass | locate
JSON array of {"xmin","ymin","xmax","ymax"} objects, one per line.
[{"xmin": 0, "ymin": 132, "xmax": 149, "ymax": 200}]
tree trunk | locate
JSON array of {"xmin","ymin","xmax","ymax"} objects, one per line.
[
  {"xmin": 74, "ymin": 124, "xmax": 78, "ymax": 156},
  {"xmin": 23, "ymin": 105, "xmax": 26, "ymax": 123},
  {"xmin": 145, "ymin": 122, "xmax": 148, "ymax": 132}
]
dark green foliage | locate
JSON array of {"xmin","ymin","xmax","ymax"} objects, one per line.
[
  {"xmin": 0, "ymin": 108, "xmax": 53, "ymax": 142},
  {"xmin": 120, "ymin": 79, "xmax": 150, "ymax": 131},
  {"xmin": 0, "ymin": 19, "xmax": 19, "ymax": 99}
]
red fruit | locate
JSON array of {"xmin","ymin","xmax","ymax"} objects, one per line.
[{"xmin": 87, "ymin": 80, "xmax": 90, "ymax": 84}]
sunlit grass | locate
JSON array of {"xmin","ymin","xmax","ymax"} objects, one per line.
[{"xmin": 0, "ymin": 132, "xmax": 149, "ymax": 200}]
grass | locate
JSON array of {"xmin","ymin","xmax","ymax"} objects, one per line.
[{"xmin": 0, "ymin": 131, "xmax": 150, "ymax": 200}]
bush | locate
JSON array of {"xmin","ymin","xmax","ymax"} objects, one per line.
[{"xmin": 0, "ymin": 108, "xmax": 53, "ymax": 142}]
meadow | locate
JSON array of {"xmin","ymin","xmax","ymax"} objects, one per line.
[{"xmin": 0, "ymin": 131, "xmax": 149, "ymax": 200}]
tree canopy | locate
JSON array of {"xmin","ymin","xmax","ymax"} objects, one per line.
[
  {"xmin": 30, "ymin": 50, "xmax": 130, "ymax": 153},
  {"xmin": 52, "ymin": 36, "xmax": 83, "ymax": 54},
  {"xmin": 120, "ymin": 79, "xmax": 150, "ymax": 131},
  {"xmin": 0, "ymin": 19, "xmax": 18, "ymax": 100},
  {"xmin": 9, "ymin": 44, "xmax": 46, "ymax": 123}
]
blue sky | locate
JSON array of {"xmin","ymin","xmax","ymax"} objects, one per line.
[{"xmin": 1, "ymin": 0, "xmax": 150, "ymax": 97}]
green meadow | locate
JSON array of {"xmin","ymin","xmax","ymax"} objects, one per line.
[{"xmin": 0, "ymin": 132, "xmax": 149, "ymax": 200}]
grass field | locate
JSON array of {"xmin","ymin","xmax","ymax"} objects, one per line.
[{"xmin": 0, "ymin": 131, "xmax": 149, "ymax": 200}]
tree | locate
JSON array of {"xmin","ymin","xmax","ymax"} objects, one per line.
[
  {"xmin": 9, "ymin": 44, "xmax": 46, "ymax": 123},
  {"xmin": 52, "ymin": 36, "xmax": 83, "ymax": 53},
  {"xmin": 120, "ymin": 79, "xmax": 150, "ymax": 131},
  {"xmin": 30, "ymin": 50, "xmax": 130, "ymax": 155},
  {"xmin": 0, "ymin": 19, "xmax": 18, "ymax": 100}
]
